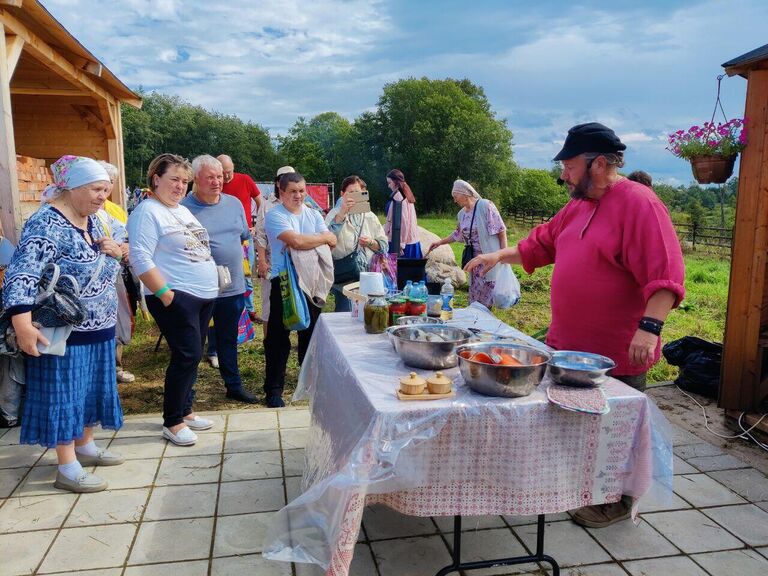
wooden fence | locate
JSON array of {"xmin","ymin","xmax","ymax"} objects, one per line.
[{"xmin": 507, "ymin": 211, "xmax": 734, "ymax": 251}]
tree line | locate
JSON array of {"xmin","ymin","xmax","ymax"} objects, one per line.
[{"xmin": 121, "ymin": 78, "xmax": 736, "ymax": 226}]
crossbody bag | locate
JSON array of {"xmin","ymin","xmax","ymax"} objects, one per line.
[{"xmin": 460, "ymin": 200, "xmax": 480, "ymax": 268}]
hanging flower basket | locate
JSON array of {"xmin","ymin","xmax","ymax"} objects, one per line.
[{"xmin": 689, "ymin": 154, "xmax": 737, "ymax": 185}]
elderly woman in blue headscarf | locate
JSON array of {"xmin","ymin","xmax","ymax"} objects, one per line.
[
  {"xmin": 3, "ymin": 155, "xmax": 125, "ymax": 494},
  {"xmin": 428, "ymin": 179, "xmax": 511, "ymax": 308}
]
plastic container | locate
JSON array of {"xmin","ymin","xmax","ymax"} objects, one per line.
[{"xmin": 440, "ymin": 277, "xmax": 454, "ymax": 321}]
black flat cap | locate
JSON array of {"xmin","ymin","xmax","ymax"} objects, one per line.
[{"xmin": 553, "ymin": 122, "xmax": 626, "ymax": 161}]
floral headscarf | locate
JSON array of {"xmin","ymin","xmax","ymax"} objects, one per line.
[{"xmin": 41, "ymin": 155, "xmax": 110, "ymax": 204}]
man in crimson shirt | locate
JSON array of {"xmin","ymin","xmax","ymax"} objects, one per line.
[
  {"xmin": 465, "ymin": 122, "xmax": 685, "ymax": 528},
  {"xmin": 217, "ymin": 155, "xmax": 262, "ymax": 319}
]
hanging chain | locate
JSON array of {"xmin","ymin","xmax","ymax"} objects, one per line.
[{"xmin": 709, "ymin": 74, "xmax": 729, "ymax": 127}]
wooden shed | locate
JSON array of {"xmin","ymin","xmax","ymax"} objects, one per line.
[
  {"xmin": 0, "ymin": 0, "xmax": 141, "ymax": 243},
  {"xmin": 720, "ymin": 43, "xmax": 768, "ymax": 416}
]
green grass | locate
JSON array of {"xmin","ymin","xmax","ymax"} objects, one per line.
[{"xmin": 120, "ymin": 215, "xmax": 729, "ymax": 414}]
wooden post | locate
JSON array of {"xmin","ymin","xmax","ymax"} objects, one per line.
[
  {"xmin": 720, "ymin": 68, "xmax": 768, "ymax": 411},
  {"xmin": 0, "ymin": 23, "xmax": 22, "ymax": 243}
]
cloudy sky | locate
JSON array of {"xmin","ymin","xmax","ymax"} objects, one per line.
[{"xmin": 42, "ymin": 0, "xmax": 766, "ymax": 185}]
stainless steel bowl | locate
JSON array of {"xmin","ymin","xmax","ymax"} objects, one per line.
[
  {"xmin": 391, "ymin": 325, "xmax": 473, "ymax": 369},
  {"xmin": 547, "ymin": 350, "xmax": 616, "ymax": 387},
  {"xmin": 396, "ymin": 315, "xmax": 443, "ymax": 326},
  {"xmin": 457, "ymin": 342, "xmax": 552, "ymax": 398}
]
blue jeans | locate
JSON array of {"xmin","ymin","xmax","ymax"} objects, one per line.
[
  {"xmin": 331, "ymin": 285, "xmax": 351, "ymax": 312},
  {"xmin": 209, "ymin": 293, "xmax": 246, "ymax": 391}
]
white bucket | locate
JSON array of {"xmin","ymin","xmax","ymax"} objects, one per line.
[{"xmin": 359, "ymin": 272, "xmax": 385, "ymax": 296}]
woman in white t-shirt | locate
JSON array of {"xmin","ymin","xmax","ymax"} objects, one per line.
[
  {"xmin": 127, "ymin": 154, "xmax": 218, "ymax": 447},
  {"xmin": 263, "ymin": 172, "xmax": 337, "ymax": 407}
]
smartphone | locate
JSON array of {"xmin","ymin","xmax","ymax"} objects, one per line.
[{"xmin": 346, "ymin": 189, "xmax": 371, "ymax": 214}]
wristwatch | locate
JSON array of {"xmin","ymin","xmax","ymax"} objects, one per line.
[{"xmin": 638, "ymin": 316, "xmax": 664, "ymax": 336}]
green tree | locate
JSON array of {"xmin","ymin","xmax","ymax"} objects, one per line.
[
  {"xmin": 121, "ymin": 92, "xmax": 277, "ymax": 187},
  {"xmin": 370, "ymin": 77, "xmax": 514, "ymax": 213},
  {"xmin": 501, "ymin": 168, "xmax": 569, "ymax": 214}
]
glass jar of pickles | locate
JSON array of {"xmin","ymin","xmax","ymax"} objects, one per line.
[{"xmin": 364, "ymin": 293, "xmax": 389, "ymax": 334}]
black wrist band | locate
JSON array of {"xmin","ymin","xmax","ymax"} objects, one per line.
[{"xmin": 638, "ymin": 316, "xmax": 664, "ymax": 336}]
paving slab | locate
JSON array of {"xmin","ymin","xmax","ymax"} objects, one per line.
[
  {"xmin": 0, "ymin": 528, "xmax": 57, "ymax": 575},
  {"xmin": 433, "ymin": 514, "xmax": 507, "ymax": 532},
  {"xmin": 673, "ymin": 455, "xmax": 698, "ymax": 474},
  {"xmin": 371, "ymin": 534, "xmax": 453, "ymax": 576},
  {"xmin": 686, "ymin": 453, "xmax": 750, "ymax": 472},
  {"xmin": 0, "ymin": 443, "xmax": 45, "ymax": 469},
  {"xmin": 672, "ymin": 426, "xmax": 705, "ymax": 446},
  {"xmin": 446, "ymin": 527, "xmax": 529, "ymax": 575},
  {"xmin": 586, "ymin": 518, "xmax": 679, "ymax": 561},
  {"xmin": 701, "ymin": 504, "xmax": 768, "ymax": 546},
  {"xmin": 129, "ymin": 517, "xmax": 214, "ymax": 564},
  {"xmin": 283, "ymin": 448, "xmax": 306, "ymax": 477},
  {"xmin": 155, "ymin": 453, "xmax": 222, "ymax": 486},
  {"xmin": 143, "ymin": 482, "xmax": 218, "ymax": 521},
  {"xmin": 281, "ymin": 427, "xmax": 309, "ymax": 450},
  {"xmin": 673, "ymin": 473, "xmax": 746, "ymax": 507},
  {"xmin": 66, "ymin": 487, "xmax": 149, "ymax": 526},
  {"xmin": 691, "ymin": 548, "xmax": 768, "ymax": 576},
  {"xmin": 228, "ymin": 410, "xmax": 278, "ymax": 431},
  {"xmin": 221, "ymin": 449, "xmax": 282, "ymax": 481},
  {"xmin": 0, "ymin": 466, "xmax": 26, "ymax": 497},
  {"xmin": 502, "ymin": 512, "xmax": 571, "ymax": 526},
  {"xmin": 674, "ymin": 442, "xmax": 724, "ymax": 459},
  {"xmin": 223, "ymin": 429, "xmax": 280, "ymax": 453},
  {"xmin": 94, "ymin": 457, "xmax": 160, "ymax": 490},
  {"xmin": 643, "ymin": 509, "xmax": 744, "ymax": 553},
  {"xmin": 515, "ymin": 520, "xmax": 611, "ymax": 567},
  {"xmin": 112, "ymin": 417, "xmax": 163, "ymax": 438},
  {"xmin": 213, "ymin": 511, "xmax": 275, "ymax": 556},
  {"xmin": 212, "ymin": 553, "xmax": 293, "ymax": 576},
  {"xmin": 278, "ymin": 408, "xmax": 311, "ymax": 429},
  {"xmin": 708, "ymin": 468, "xmax": 768, "ymax": 502},
  {"xmin": 363, "ymin": 503, "xmax": 439, "ymax": 540},
  {"xmin": 294, "ymin": 543, "xmax": 378, "ymax": 575},
  {"xmin": 124, "ymin": 560, "xmax": 209, "ymax": 576},
  {"xmin": 624, "ymin": 555, "xmax": 709, "ymax": 575},
  {"xmin": 217, "ymin": 477, "xmax": 285, "ymax": 515},
  {"xmin": 11, "ymin": 464, "xmax": 65, "ymax": 496},
  {"xmin": 107, "ymin": 435, "xmax": 166, "ymax": 460},
  {"xmin": 0, "ymin": 492, "xmax": 77, "ymax": 532},
  {"xmin": 38, "ymin": 523, "xmax": 137, "ymax": 573}
]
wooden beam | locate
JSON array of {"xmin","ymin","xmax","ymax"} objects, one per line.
[
  {"xmin": 0, "ymin": 9, "xmax": 119, "ymax": 107},
  {"xmin": 0, "ymin": 24, "xmax": 22, "ymax": 243},
  {"xmin": 4, "ymin": 31, "xmax": 21, "ymax": 74},
  {"xmin": 720, "ymin": 68, "xmax": 768, "ymax": 411},
  {"xmin": 83, "ymin": 61, "xmax": 102, "ymax": 77},
  {"xmin": 71, "ymin": 103, "xmax": 106, "ymax": 132},
  {"xmin": 10, "ymin": 87, "xmax": 89, "ymax": 97},
  {"xmin": 0, "ymin": 1, "xmax": 23, "ymax": 8},
  {"xmin": 96, "ymin": 98, "xmax": 116, "ymax": 139}
]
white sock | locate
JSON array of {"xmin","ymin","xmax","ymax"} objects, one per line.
[
  {"xmin": 75, "ymin": 440, "xmax": 99, "ymax": 457},
  {"xmin": 58, "ymin": 459, "xmax": 84, "ymax": 481}
]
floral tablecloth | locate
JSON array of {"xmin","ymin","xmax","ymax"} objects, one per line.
[{"xmin": 263, "ymin": 304, "xmax": 673, "ymax": 575}]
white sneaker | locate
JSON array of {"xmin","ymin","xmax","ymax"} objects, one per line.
[
  {"xmin": 207, "ymin": 355, "xmax": 219, "ymax": 369},
  {"xmin": 162, "ymin": 426, "xmax": 198, "ymax": 446},
  {"xmin": 183, "ymin": 415, "xmax": 214, "ymax": 431}
]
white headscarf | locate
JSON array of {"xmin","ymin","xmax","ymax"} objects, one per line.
[
  {"xmin": 41, "ymin": 155, "xmax": 110, "ymax": 204},
  {"xmin": 452, "ymin": 179, "xmax": 481, "ymax": 199}
]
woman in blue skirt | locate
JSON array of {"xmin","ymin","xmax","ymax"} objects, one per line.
[{"xmin": 3, "ymin": 156, "xmax": 124, "ymax": 493}]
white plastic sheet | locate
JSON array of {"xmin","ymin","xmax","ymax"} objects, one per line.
[{"xmin": 263, "ymin": 303, "xmax": 673, "ymax": 574}]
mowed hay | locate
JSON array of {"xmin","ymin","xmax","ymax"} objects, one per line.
[{"xmin": 16, "ymin": 155, "xmax": 53, "ymax": 202}]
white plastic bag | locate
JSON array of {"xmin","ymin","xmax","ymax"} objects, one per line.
[{"xmin": 492, "ymin": 264, "xmax": 520, "ymax": 309}]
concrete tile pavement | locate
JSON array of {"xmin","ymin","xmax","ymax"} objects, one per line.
[{"xmin": 0, "ymin": 408, "xmax": 767, "ymax": 576}]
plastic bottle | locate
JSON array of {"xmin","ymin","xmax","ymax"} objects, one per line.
[
  {"xmin": 403, "ymin": 280, "xmax": 413, "ymax": 299},
  {"xmin": 415, "ymin": 281, "xmax": 427, "ymax": 302},
  {"xmin": 440, "ymin": 278, "xmax": 454, "ymax": 321}
]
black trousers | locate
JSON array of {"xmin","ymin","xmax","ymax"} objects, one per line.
[
  {"xmin": 263, "ymin": 277, "xmax": 321, "ymax": 399},
  {"xmin": 147, "ymin": 290, "xmax": 215, "ymax": 427}
]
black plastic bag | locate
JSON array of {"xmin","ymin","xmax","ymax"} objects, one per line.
[{"xmin": 662, "ymin": 336, "xmax": 722, "ymax": 399}]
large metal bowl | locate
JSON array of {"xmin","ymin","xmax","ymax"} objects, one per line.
[
  {"xmin": 457, "ymin": 342, "xmax": 552, "ymax": 398},
  {"xmin": 547, "ymin": 350, "xmax": 616, "ymax": 387},
  {"xmin": 390, "ymin": 325, "xmax": 473, "ymax": 369},
  {"xmin": 396, "ymin": 315, "xmax": 443, "ymax": 326}
]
